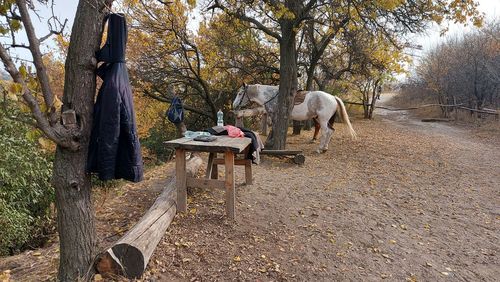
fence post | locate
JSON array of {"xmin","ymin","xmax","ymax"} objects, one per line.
[{"xmin": 453, "ymin": 96, "xmax": 458, "ymax": 123}]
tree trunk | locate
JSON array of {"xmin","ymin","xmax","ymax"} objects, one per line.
[
  {"xmin": 292, "ymin": 120, "xmax": 302, "ymax": 135},
  {"xmin": 175, "ymin": 122, "xmax": 187, "ymax": 138},
  {"xmin": 268, "ymin": 22, "xmax": 297, "ymax": 149},
  {"xmin": 368, "ymin": 80, "xmax": 380, "ymax": 119},
  {"xmin": 54, "ymin": 1, "xmax": 113, "ymax": 281}
]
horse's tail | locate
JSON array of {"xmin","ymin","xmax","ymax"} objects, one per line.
[{"xmin": 334, "ymin": 96, "xmax": 357, "ymax": 140}]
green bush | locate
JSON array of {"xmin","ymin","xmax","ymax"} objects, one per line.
[
  {"xmin": 0, "ymin": 115, "xmax": 54, "ymax": 256},
  {"xmin": 0, "ymin": 199, "xmax": 32, "ymax": 256},
  {"xmin": 141, "ymin": 121, "xmax": 177, "ymax": 164}
]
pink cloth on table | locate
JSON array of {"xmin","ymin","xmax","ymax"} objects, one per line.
[{"xmin": 224, "ymin": 125, "xmax": 245, "ymax": 138}]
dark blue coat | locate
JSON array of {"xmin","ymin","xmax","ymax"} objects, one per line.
[{"xmin": 87, "ymin": 13, "xmax": 143, "ymax": 182}]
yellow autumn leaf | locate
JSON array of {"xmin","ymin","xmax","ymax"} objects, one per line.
[{"xmin": 9, "ymin": 83, "xmax": 22, "ymax": 94}]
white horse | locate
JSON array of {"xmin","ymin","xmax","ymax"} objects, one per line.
[{"xmin": 233, "ymin": 84, "xmax": 357, "ymax": 153}]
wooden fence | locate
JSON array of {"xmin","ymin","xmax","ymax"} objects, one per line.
[{"xmin": 343, "ymin": 101, "xmax": 499, "ymax": 120}]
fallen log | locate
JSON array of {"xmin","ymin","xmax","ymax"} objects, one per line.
[
  {"xmin": 421, "ymin": 118, "xmax": 454, "ymax": 122},
  {"xmin": 96, "ymin": 155, "xmax": 203, "ymax": 279},
  {"xmin": 260, "ymin": 150, "xmax": 305, "ymax": 165},
  {"xmin": 260, "ymin": 149, "xmax": 303, "ymax": 155}
]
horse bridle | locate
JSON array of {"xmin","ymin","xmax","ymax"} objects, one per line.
[
  {"xmin": 235, "ymin": 84, "xmax": 279, "ymax": 110},
  {"xmin": 263, "ymin": 91, "xmax": 279, "ymax": 106}
]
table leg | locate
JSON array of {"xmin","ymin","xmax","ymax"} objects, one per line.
[
  {"xmin": 245, "ymin": 159, "xmax": 253, "ymax": 185},
  {"xmin": 211, "ymin": 154, "xmax": 219, "ymax": 179},
  {"xmin": 224, "ymin": 151, "xmax": 235, "ymax": 220},
  {"xmin": 206, "ymin": 152, "xmax": 215, "ymax": 179},
  {"xmin": 176, "ymin": 149, "xmax": 187, "ymax": 213}
]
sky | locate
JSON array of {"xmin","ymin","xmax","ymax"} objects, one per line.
[
  {"xmin": 409, "ymin": 0, "xmax": 498, "ymax": 58},
  {"xmin": 2, "ymin": 0, "xmax": 499, "ymax": 71}
]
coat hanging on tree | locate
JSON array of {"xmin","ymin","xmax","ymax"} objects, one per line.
[{"xmin": 87, "ymin": 13, "xmax": 143, "ymax": 182}]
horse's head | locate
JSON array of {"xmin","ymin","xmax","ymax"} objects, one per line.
[{"xmin": 233, "ymin": 83, "xmax": 251, "ymax": 110}]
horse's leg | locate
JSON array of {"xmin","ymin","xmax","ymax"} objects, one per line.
[
  {"xmin": 322, "ymin": 111, "xmax": 336, "ymax": 150},
  {"xmin": 310, "ymin": 118, "xmax": 320, "ymax": 143},
  {"xmin": 323, "ymin": 127, "xmax": 334, "ymax": 151},
  {"xmin": 316, "ymin": 107, "xmax": 337, "ymax": 153},
  {"xmin": 316, "ymin": 121, "xmax": 330, "ymax": 153}
]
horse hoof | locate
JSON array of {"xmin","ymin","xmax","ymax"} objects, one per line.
[
  {"xmin": 315, "ymin": 149, "xmax": 327, "ymax": 154},
  {"xmin": 310, "ymin": 139, "xmax": 317, "ymax": 144}
]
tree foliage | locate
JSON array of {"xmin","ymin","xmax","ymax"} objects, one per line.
[
  {"xmin": 126, "ymin": 0, "xmax": 277, "ymax": 130},
  {"xmin": 0, "ymin": 108, "xmax": 53, "ymax": 256},
  {"xmin": 403, "ymin": 21, "xmax": 499, "ymax": 116}
]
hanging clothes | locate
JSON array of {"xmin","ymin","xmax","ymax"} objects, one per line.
[{"xmin": 87, "ymin": 13, "xmax": 143, "ymax": 182}]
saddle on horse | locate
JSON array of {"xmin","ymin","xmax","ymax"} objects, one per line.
[{"xmin": 294, "ymin": 90, "xmax": 310, "ymax": 105}]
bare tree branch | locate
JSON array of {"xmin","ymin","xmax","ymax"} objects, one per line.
[
  {"xmin": 143, "ymin": 89, "xmax": 213, "ymax": 118},
  {"xmin": 208, "ymin": 0, "xmax": 282, "ymax": 41},
  {"xmin": 16, "ymin": 0, "xmax": 57, "ymax": 124},
  {"xmin": 0, "ymin": 43, "xmax": 79, "ymax": 150}
]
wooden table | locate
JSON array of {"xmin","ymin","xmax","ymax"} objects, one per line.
[{"xmin": 165, "ymin": 136, "xmax": 253, "ymax": 219}]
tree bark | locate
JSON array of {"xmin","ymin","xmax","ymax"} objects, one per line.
[
  {"xmin": 292, "ymin": 120, "xmax": 302, "ymax": 135},
  {"xmin": 268, "ymin": 21, "xmax": 297, "ymax": 149},
  {"xmin": 368, "ymin": 79, "xmax": 380, "ymax": 119},
  {"xmin": 53, "ymin": 1, "xmax": 113, "ymax": 281}
]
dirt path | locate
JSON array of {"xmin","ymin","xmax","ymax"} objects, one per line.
[{"xmin": 1, "ymin": 94, "xmax": 498, "ymax": 281}]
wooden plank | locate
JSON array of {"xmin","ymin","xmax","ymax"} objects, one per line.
[
  {"xmin": 165, "ymin": 136, "xmax": 251, "ymax": 153},
  {"xmin": 213, "ymin": 158, "xmax": 252, "ymax": 165},
  {"xmin": 205, "ymin": 153, "xmax": 215, "ymax": 179},
  {"xmin": 245, "ymin": 160, "xmax": 252, "ymax": 185},
  {"xmin": 212, "ymin": 158, "xmax": 253, "ymax": 185},
  {"xmin": 224, "ymin": 152, "xmax": 235, "ymax": 220},
  {"xmin": 261, "ymin": 149, "xmax": 303, "ymax": 155},
  {"xmin": 175, "ymin": 149, "xmax": 187, "ymax": 213},
  {"xmin": 165, "ymin": 136, "xmax": 251, "ymax": 151},
  {"xmin": 187, "ymin": 177, "xmax": 224, "ymax": 190},
  {"xmin": 211, "ymin": 161, "xmax": 218, "ymax": 180},
  {"xmin": 421, "ymin": 118, "xmax": 453, "ymax": 122}
]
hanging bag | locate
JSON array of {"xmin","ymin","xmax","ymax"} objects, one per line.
[{"xmin": 167, "ymin": 96, "xmax": 184, "ymax": 124}]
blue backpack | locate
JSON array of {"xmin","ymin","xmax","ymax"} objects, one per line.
[{"xmin": 167, "ymin": 96, "xmax": 184, "ymax": 124}]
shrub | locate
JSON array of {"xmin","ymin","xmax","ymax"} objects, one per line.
[
  {"xmin": 141, "ymin": 121, "xmax": 177, "ymax": 164},
  {"xmin": 0, "ymin": 115, "xmax": 54, "ymax": 256}
]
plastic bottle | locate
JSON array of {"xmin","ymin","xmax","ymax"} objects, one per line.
[{"xmin": 217, "ymin": 109, "xmax": 224, "ymax": 127}]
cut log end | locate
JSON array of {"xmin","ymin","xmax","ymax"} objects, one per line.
[
  {"xmin": 96, "ymin": 244, "xmax": 145, "ymax": 279},
  {"xmin": 293, "ymin": 154, "xmax": 305, "ymax": 165},
  {"xmin": 95, "ymin": 252, "xmax": 124, "ymax": 278},
  {"xmin": 114, "ymin": 244, "xmax": 145, "ymax": 278}
]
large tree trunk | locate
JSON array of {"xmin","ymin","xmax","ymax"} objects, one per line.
[
  {"xmin": 268, "ymin": 22, "xmax": 297, "ymax": 149},
  {"xmin": 54, "ymin": 1, "xmax": 113, "ymax": 281}
]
